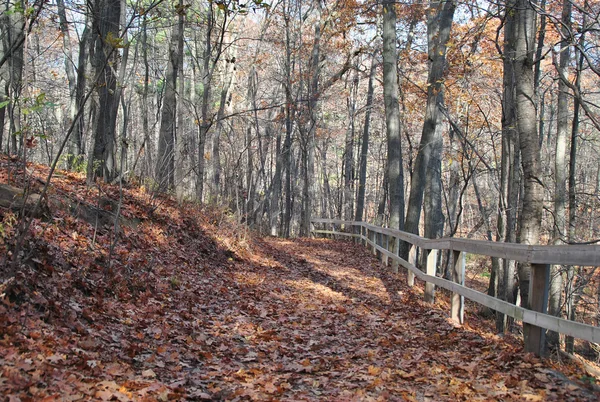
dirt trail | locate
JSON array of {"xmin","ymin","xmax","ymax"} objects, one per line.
[
  {"xmin": 2, "ymin": 235, "xmax": 598, "ymax": 400},
  {"xmin": 206, "ymin": 237, "xmax": 598, "ymax": 401}
]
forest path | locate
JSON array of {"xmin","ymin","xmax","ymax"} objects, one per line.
[
  {"xmin": 2, "ymin": 232, "xmax": 598, "ymax": 401},
  {"xmin": 219, "ymin": 236, "xmax": 595, "ymax": 401}
]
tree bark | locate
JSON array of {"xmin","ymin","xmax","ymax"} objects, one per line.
[
  {"xmin": 156, "ymin": 0, "xmax": 184, "ymax": 192},
  {"xmin": 514, "ymin": 0, "xmax": 542, "ymax": 317},
  {"xmin": 547, "ymin": 0, "xmax": 571, "ymax": 351},
  {"xmin": 496, "ymin": 0, "xmax": 520, "ymax": 333},
  {"xmin": 300, "ymin": 0, "xmax": 322, "ymax": 237},
  {"xmin": 403, "ymin": 0, "xmax": 455, "ymax": 256},
  {"xmin": 343, "ymin": 62, "xmax": 359, "ymax": 221},
  {"xmin": 355, "ymin": 53, "xmax": 376, "ymax": 223},
  {"xmin": 88, "ymin": 0, "xmax": 121, "ymax": 182},
  {"xmin": 382, "ymin": 0, "xmax": 405, "ymax": 233},
  {"xmin": 56, "ymin": 0, "xmax": 80, "ymax": 166}
]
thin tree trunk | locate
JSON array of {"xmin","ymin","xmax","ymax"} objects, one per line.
[
  {"xmin": 300, "ymin": 0, "xmax": 322, "ymax": 237},
  {"xmin": 56, "ymin": 0, "xmax": 80, "ymax": 167},
  {"xmin": 565, "ymin": 34, "xmax": 585, "ymax": 354},
  {"xmin": 514, "ymin": 0, "xmax": 542, "ymax": 324},
  {"xmin": 496, "ymin": 0, "xmax": 520, "ymax": 333},
  {"xmin": 548, "ymin": 0, "xmax": 571, "ymax": 351},
  {"xmin": 382, "ymin": 0, "xmax": 405, "ymax": 233},
  {"xmin": 88, "ymin": 0, "xmax": 121, "ymax": 182},
  {"xmin": 156, "ymin": 0, "xmax": 184, "ymax": 192},
  {"xmin": 355, "ymin": 53, "xmax": 376, "ymax": 223},
  {"xmin": 403, "ymin": 0, "xmax": 455, "ymax": 256},
  {"xmin": 343, "ymin": 62, "xmax": 358, "ymax": 221},
  {"xmin": 270, "ymin": 109, "xmax": 283, "ymax": 236}
]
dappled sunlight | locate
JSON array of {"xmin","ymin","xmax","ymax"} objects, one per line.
[{"xmin": 283, "ymin": 278, "xmax": 348, "ymax": 303}]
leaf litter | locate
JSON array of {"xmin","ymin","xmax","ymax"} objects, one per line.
[{"xmin": 0, "ymin": 158, "xmax": 599, "ymax": 400}]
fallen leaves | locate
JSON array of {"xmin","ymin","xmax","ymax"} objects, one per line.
[{"xmin": 0, "ymin": 158, "xmax": 599, "ymax": 400}]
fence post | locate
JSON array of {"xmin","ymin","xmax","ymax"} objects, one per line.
[
  {"xmin": 371, "ymin": 230, "xmax": 377, "ymax": 256},
  {"xmin": 407, "ymin": 244, "xmax": 416, "ymax": 287},
  {"xmin": 391, "ymin": 237, "xmax": 399, "ymax": 273},
  {"xmin": 451, "ymin": 250, "xmax": 465, "ymax": 324},
  {"xmin": 424, "ymin": 249, "xmax": 437, "ymax": 304},
  {"xmin": 524, "ymin": 263, "xmax": 550, "ymax": 356},
  {"xmin": 381, "ymin": 234, "xmax": 390, "ymax": 267}
]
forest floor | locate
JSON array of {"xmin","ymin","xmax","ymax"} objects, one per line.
[{"xmin": 1, "ymin": 157, "xmax": 600, "ymax": 401}]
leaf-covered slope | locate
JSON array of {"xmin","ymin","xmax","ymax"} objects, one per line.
[{"xmin": 1, "ymin": 159, "xmax": 598, "ymax": 400}]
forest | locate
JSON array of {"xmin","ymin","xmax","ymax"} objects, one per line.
[{"xmin": 1, "ymin": 0, "xmax": 600, "ymax": 389}]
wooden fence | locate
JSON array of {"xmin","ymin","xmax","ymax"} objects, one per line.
[{"xmin": 311, "ymin": 218, "xmax": 600, "ymax": 356}]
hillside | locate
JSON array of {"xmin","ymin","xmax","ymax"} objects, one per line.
[{"xmin": 1, "ymin": 158, "xmax": 599, "ymax": 401}]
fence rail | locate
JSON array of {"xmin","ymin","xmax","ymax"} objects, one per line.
[{"xmin": 311, "ymin": 218, "xmax": 600, "ymax": 356}]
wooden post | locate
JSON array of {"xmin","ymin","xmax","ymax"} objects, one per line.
[
  {"xmin": 371, "ymin": 230, "xmax": 377, "ymax": 256},
  {"xmin": 407, "ymin": 244, "xmax": 416, "ymax": 286},
  {"xmin": 376, "ymin": 231, "xmax": 382, "ymax": 260},
  {"xmin": 524, "ymin": 263, "xmax": 550, "ymax": 356},
  {"xmin": 451, "ymin": 250, "xmax": 465, "ymax": 324},
  {"xmin": 382, "ymin": 233, "xmax": 388, "ymax": 266},
  {"xmin": 424, "ymin": 249, "xmax": 437, "ymax": 304},
  {"xmin": 391, "ymin": 237, "xmax": 399, "ymax": 273}
]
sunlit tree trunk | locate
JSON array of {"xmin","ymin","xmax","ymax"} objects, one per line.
[
  {"xmin": 565, "ymin": 36, "xmax": 585, "ymax": 354},
  {"xmin": 282, "ymin": 0, "xmax": 294, "ymax": 237},
  {"xmin": 88, "ymin": 0, "xmax": 121, "ymax": 182},
  {"xmin": 547, "ymin": 0, "xmax": 571, "ymax": 351},
  {"xmin": 156, "ymin": 0, "xmax": 184, "ymax": 192},
  {"xmin": 300, "ymin": 0, "xmax": 322, "ymax": 237},
  {"xmin": 56, "ymin": 0, "xmax": 79, "ymax": 166},
  {"xmin": 355, "ymin": 53, "xmax": 376, "ymax": 223},
  {"xmin": 496, "ymin": 0, "xmax": 520, "ymax": 333},
  {"xmin": 403, "ymin": 0, "xmax": 454, "ymax": 257},
  {"xmin": 5, "ymin": 0, "xmax": 25, "ymax": 156},
  {"xmin": 211, "ymin": 48, "xmax": 236, "ymax": 201},
  {"xmin": 343, "ymin": 62, "xmax": 359, "ymax": 221},
  {"xmin": 382, "ymin": 0, "xmax": 404, "ymax": 233},
  {"xmin": 270, "ymin": 108, "xmax": 283, "ymax": 236},
  {"xmin": 514, "ymin": 0, "xmax": 542, "ymax": 317}
]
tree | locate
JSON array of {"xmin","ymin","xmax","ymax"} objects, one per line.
[
  {"xmin": 355, "ymin": 53, "xmax": 376, "ymax": 223},
  {"xmin": 156, "ymin": 0, "xmax": 185, "ymax": 192},
  {"xmin": 403, "ymin": 0, "xmax": 455, "ymax": 254},
  {"xmin": 496, "ymin": 0, "xmax": 520, "ymax": 334},
  {"xmin": 88, "ymin": 0, "xmax": 121, "ymax": 182},
  {"xmin": 547, "ymin": 0, "xmax": 571, "ymax": 351},
  {"xmin": 512, "ymin": 0, "xmax": 544, "ymax": 352},
  {"xmin": 381, "ymin": 0, "xmax": 405, "ymax": 235}
]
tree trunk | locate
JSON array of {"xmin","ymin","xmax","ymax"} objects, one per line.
[
  {"xmin": 270, "ymin": 108, "xmax": 283, "ymax": 236},
  {"xmin": 140, "ymin": 13, "xmax": 152, "ymax": 178},
  {"xmin": 514, "ymin": 0, "xmax": 543, "ymax": 331},
  {"xmin": 211, "ymin": 48, "xmax": 236, "ymax": 201},
  {"xmin": 547, "ymin": 0, "xmax": 571, "ymax": 351},
  {"xmin": 403, "ymin": 0, "xmax": 455, "ymax": 257},
  {"xmin": 382, "ymin": 0, "xmax": 405, "ymax": 233},
  {"xmin": 88, "ymin": 0, "xmax": 121, "ymax": 182},
  {"xmin": 496, "ymin": 0, "xmax": 520, "ymax": 333},
  {"xmin": 5, "ymin": 0, "xmax": 25, "ymax": 156},
  {"xmin": 343, "ymin": 63, "xmax": 359, "ymax": 221},
  {"xmin": 282, "ymin": 0, "xmax": 294, "ymax": 237},
  {"xmin": 300, "ymin": 0, "xmax": 322, "ymax": 237},
  {"xmin": 355, "ymin": 54, "xmax": 376, "ymax": 223},
  {"xmin": 156, "ymin": 0, "xmax": 184, "ymax": 192},
  {"xmin": 565, "ymin": 35, "xmax": 585, "ymax": 354},
  {"xmin": 56, "ymin": 0, "xmax": 80, "ymax": 167}
]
